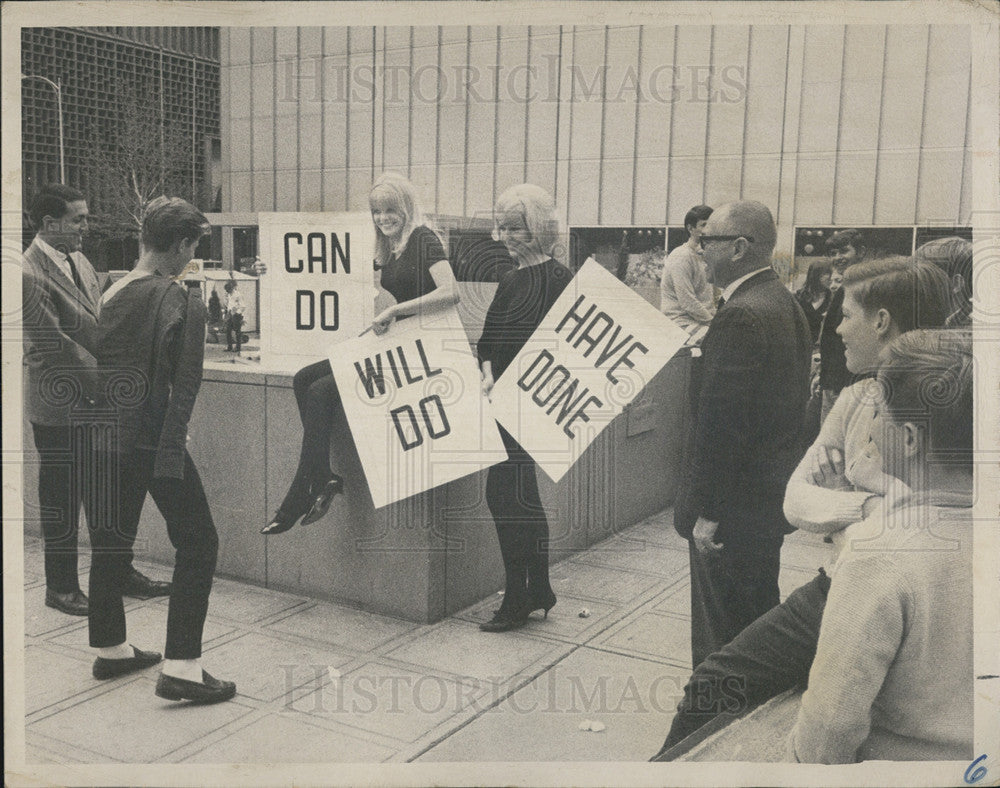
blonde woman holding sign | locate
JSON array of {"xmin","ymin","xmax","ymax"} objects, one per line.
[
  {"xmin": 263, "ymin": 172, "xmax": 457, "ymax": 534},
  {"xmin": 477, "ymin": 184, "xmax": 573, "ymax": 632}
]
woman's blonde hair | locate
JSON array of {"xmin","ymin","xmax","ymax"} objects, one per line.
[
  {"xmin": 493, "ymin": 183, "xmax": 561, "ymax": 259},
  {"xmin": 370, "ymin": 172, "xmax": 436, "ymax": 267}
]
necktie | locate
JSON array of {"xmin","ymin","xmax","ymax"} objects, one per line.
[
  {"xmin": 716, "ymin": 295, "xmax": 725, "ymax": 309},
  {"xmin": 65, "ymin": 253, "xmax": 83, "ymax": 292}
]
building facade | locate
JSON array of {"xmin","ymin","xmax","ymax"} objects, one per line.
[
  {"xmin": 219, "ymin": 24, "xmax": 972, "ymax": 257},
  {"xmin": 21, "ymin": 26, "xmax": 221, "ymax": 268}
]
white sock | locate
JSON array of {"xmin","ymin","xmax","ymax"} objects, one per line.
[
  {"xmin": 96, "ymin": 643, "xmax": 133, "ymax": 660},
  {"xmin": 162, "ymin": 658, "xmax": 202, "ymax": 682}
]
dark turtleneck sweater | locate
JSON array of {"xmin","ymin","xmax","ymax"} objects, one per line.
[
  {"xmin": 477, "ymin": 258, "xmax": 573, "ymax": 379},
  {"xmin": 96, "ymin": 275, "xmax": 206, "ymax": 479}
]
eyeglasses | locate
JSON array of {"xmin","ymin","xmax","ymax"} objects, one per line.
[{"xmin": 699, "ymin": 235, "xmax": 754, "ymax": 249}]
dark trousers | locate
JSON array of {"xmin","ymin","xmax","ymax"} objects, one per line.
[
  {"xmin": 277, "ymin": 359, "xmax": 340, "ymax": 517},
  {"xmin": 688, "ymin": 534, "xmax": 783, "ymax": 669},
  {"xmin": 31, "ymin": 422, "xmax": 96, "ymax": 593},
  {"xmin": 672, "ymin": 353, "xmax": 704, "ymax": 541},
  {"xmin": 88, "ymin": 448, "xmax": 218, "ymax": 659},
  {"xmin": 226, "ymin": 313, "xmax": 244, "ymax": 351},
  {"xmin": 655, "ymin": 570, "xmax": 830, "ymax": 758},
  {"xmin": 485, "ymin": 425, "xmax": 551, "ymax": 609}
]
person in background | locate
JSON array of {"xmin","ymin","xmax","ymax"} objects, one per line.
[
  {"xmin": 660, "ymin": 204, "xmax": 715, "ymax": 342},
  {"xmin": 477, "ymin": 184, "xmax": 573, "ymax": 633},
  {"xmin": 262, "ymin": 172, "xmax": 458, "ymax": 535},
  {"xmin": 789, "ymin": 329, "xmax": 973, "ymax": 763},
  {"xmin": 913, "ymin": 236, "xmax": 973, "ymax": 327},
  {"xmin": 89, "ymin": 196, "xmax": 234, "ymax": 703},
  {"xmin": 223, "ymin": 279, "xmax": 245, "ymax": 354},
  {"xmin": 208, "ymin": 288, "xmax": 223, "ymax": 325},
  {"xmin": 674, "ymin": 201, "xmax": 812, "ymax": 667},
  {"xmin": 794, "ymin": 259, "xmax": 833, "ymax": 344},
  {"xmin": 817, "ymin": 229, "xmax": 870, "ymax": 424},
  {"xmin": 796, "ymin": 259, "xmax": 834, "ymax": 447},
  {"xmin": 22, "ymin": 183, "xmax": 170, "ymax": 617},
  {"xmin": 652, "ymin": 256, "xmax": 950, "ymax": 760}
]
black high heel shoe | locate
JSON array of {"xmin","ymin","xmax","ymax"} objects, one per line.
[
  {"xmin": 301, "ymin": 476, "xmax": 345, "ymax": 526},
  {"xmin": 479, "ymin": 603, "xmax": 531, "ymax": 633},
  {"xmin": 529, "ymin": 589, "xmax": 557, "ymax": 619},
  {"xmin": 261, "ymin": 510, "xmax": 301, "ymax": 535},
  {"xmin": 491, "ymin": 589, "xmax": 557, "ymax": 619}
]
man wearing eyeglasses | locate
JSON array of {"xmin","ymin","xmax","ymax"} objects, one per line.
[{"xmin": 674, "ymin": 201, "xmax": 812, "ymax": 669}]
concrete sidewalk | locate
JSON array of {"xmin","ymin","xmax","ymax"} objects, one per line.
[{"xmin": 22, "ymin": 508, "xmax": 829, "ymax": 764}]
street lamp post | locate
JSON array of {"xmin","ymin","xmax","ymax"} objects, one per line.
[{"xmin": 22, "ymin": 74, "xmax": 65, "ymax": 184}]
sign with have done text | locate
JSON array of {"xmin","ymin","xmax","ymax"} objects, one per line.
[
  {"xmin": 327, "ymin": 305, "xmax": 507, "ymax": 508},
  {"xmin": 258, "ymin": 212, "xmax": 376, "ymax": 370},
  {"xmin": 488, "ymin": 258, "xmax": 690, "ymax": 482}
]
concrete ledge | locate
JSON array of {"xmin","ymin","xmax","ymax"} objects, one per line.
[
  {"xmin": 668, "ymin": 688, "xmax": 803, "ymax": 762},
  {"xmin": 22, "ymin": 353, "xmax": 691, "ymax": 623}
]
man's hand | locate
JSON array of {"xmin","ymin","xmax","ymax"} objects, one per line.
[
  {"xmin": 693, "ymin": 517, "xmax": 723, "ymax": 555},
  {"xmin": 807, "ymin": 444, "xmax": 847, "ymax": 488}
]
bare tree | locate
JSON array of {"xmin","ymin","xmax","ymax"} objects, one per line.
[{"xmin": 81, "ymin": 78, "xmax": 194, "ymax": 241}]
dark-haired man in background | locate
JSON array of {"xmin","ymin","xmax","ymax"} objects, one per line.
[
  {"xmin": 22, "ymin": 184, "xmax": 170, "ymax": 616},
  {"xmin": 817, "ymin": 228, "xmax": 868, "ymax": 424}
]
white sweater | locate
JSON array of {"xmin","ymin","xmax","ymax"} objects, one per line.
[
  {"xmin": 789, "ymin": 490, "xmax": 974, "ymax": 763},
  {"xmin": 783, "ymin": 378, "xmax": 898, "ymax": 536}
]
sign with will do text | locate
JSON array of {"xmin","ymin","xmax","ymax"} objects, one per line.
[{"xmin": 328, "ymin": 304, "xmax": 507, "ymax": 508}]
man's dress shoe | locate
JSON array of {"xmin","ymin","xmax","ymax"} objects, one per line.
[
  {"xmin": 123, "ymin": 568, "xmax": 172, "ymax": 599},
  {"xmin": 45, "ymin": 588, "xmax": 89, "ymax": 616},
  {"xmin": 92, "ymin": 646, "xmax": 163, "ymax": 680},
  {"xmin": 155, "ymin": 670, "xmax": 236, "ymax": 704}
]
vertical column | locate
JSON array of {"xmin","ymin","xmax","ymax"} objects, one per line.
[{"xmin": 774, "ymin": 26, "xmax": 806, "ymax": 255}]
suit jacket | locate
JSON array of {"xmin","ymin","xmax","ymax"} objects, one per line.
[
  {"xmin": 818, "ymin": 286, "xmax": 851, "ymax": 391},
  {"xmin": 680, "ymin": 268, "xmax": 812, "ymax": 542},
  {"xmin": 21, "ymin": 238, "xmax": 102, "ymax": 426}
]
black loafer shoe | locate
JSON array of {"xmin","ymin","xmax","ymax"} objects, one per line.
[
  {"xmin": 300, "ymin": 476, "xmax": 345, "ymax": 526},
  {"xmin": 93, "ymin": 646, "xmax": 162, "ymax": 680},
  {"xmin": 155, "ymin": 670, "xmax": 236, "ymax": 704},
  {"xmin": 123, "ymin": 568, "xmax": 172, "ymax": 599},
  {"xmin": 45, "ymin": 588, "xmax": 89, "ymax": 616}
]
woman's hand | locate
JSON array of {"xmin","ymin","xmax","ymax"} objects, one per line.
[
  {"xmin": 372, "ymin": 306, "xmax": 396, "ymax": 336},
  {"xmin": 481, "ymin": 366, "xmax": 495, "ymax": 400}
]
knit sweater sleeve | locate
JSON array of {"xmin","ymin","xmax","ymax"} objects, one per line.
[
  {"xmin": 153, "ymin": 289, "xmax": 206, "ymax": 479},
  {"xmin": 476, "ymin": 272, "xmax": 512, "ymax": 368},
  {"xmin": 783, "ymin": 382, "xmax": 884, "ymax": 534},
  {"xmin": 789, "ymin": 553, "xmax": 908, "ymax": 763},
  {"xmin": 673, "ymin": 251, "xmax": 715, "ymax": 324}
]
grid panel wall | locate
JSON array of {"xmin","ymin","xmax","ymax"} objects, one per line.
[{"xmin": 21, "ymin": 27, "xmax": 220, "ymax": 209}]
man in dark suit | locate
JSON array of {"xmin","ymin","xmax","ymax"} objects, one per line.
[
  {"xmin": 676, "ymin": 200, "xmax": 811, "ymax": 668},
  {"xmin": 22, "ymin": 184, "xmax": 171, "ymax": 615}
]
